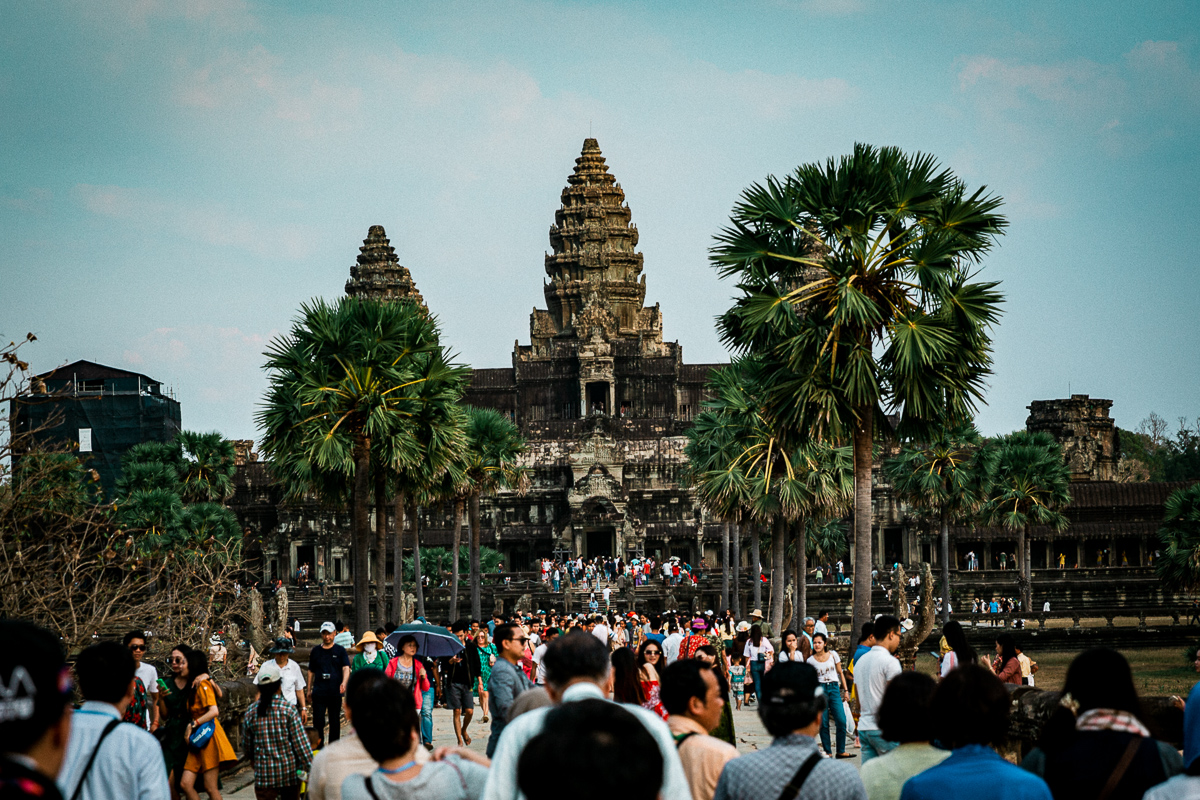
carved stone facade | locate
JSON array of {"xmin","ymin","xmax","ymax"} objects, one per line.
[
  {"xmin": 1026, "ymin": 394, "xmax": 1119, "ymax": 482},
  {"xmin": 344, "ymin": 225, "xmax": 427, "ymax": 311}
]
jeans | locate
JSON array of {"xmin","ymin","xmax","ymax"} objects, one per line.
[
  {"xmin": 311, "ymin": 694, "xmax": 341, "ymax": 745},
  {"xmin": 819, "ymin": 683, "xmax": 847, "ymax": 755},
  {"xmin": 859, "ymin": 729, "xmax": 897, "ymax": 763},
  {"xmin": 421, "ymin": 686, "xmax": 435, "ymax": 745},
  {"xmin": 748, "ymin": 660, "xmax": 766, "ymax": 703}
]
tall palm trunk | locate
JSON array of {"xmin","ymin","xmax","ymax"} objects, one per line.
[
  {"xmin": 794, "ymin": 518, "xmax": 807, "ymax": 628},
  {"xmin": 1021, "ymin": 523, "xmax": 1032, "ymax": 613},
  {"xmin": 373, "ymin": 473, "xmax": 388, "ymax": 626},
  {"xmin": 721, "ymin": 521, "xmax": 730, "ymax": 613},
  {"xmin": 770, "ymin": 515, "xmax": 786, "ymax": 636},
  {"xmin": 469, "ymin": 492, "xmax": 482, "ymax": 621},
  {"xmin": 851, "ymin": 411, "xmax": 874, "ymax": 640},
  {"xmin": 352, "ymin": 435, "xmax": 371, "ymax": 635},
  {"xmin": 392, "ymin": 493, "xmax": 405, "ymax": 622},
  {"xmin": 450, "ymin": 498, "xmax": 464, "ymax": 622},
  {"xmin": 731, "ymin": 522, "xmax": 741, "ymax": 618},
  {"xmin": 751, "ymin": 523, "xmax": 762, "ymax": 612},
  {"xmin": 408, "ymin": 499, "xmax": 426, "ymax": 620},
  {"xmin": 940, "ymin": 509, "xmax": 951, "ymax": 624}
]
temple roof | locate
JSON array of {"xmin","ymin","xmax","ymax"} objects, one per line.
[{"xmin": 345, "ymin": 225, "xmax": 427, "ymax": 311}]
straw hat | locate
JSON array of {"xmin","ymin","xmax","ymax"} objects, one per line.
[
  {"xmin": 355, "ymin": 631, "xmax": 384, "ymax": 652},
  {"xmin": 735, "ymin": 621, "xmax": 751, "ymax": 633},
  {"xmin": 749, "ymin": 609, "xmax": 764, "ymax": 619}
]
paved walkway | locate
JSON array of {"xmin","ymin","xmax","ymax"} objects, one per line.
[{"xmin": 226, "ymin": 696, "xmax": 859, "ymax": 796}]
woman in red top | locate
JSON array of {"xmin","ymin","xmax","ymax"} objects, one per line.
[
  {"xmin": 635, "ymin": 639, "xmax": 668, "ymax": 719},
  {"xmin": 384, "ymin": 635, "xmax": 432, "ymax": 710},
  {"xmin": 992, "ymin": 633, "xmax": 1023, "ymax": 685}
]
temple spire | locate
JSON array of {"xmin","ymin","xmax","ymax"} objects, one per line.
[{"xmin": 345, "ymin": 225, "xmax": 427, "ymax": 311}]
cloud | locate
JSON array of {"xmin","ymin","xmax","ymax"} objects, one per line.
[
  {"xmin": 72, "ymin": 184, "xmax": 316, "ymax": 260},
  {"xmin": 1, "ymin": 187, "xmax": 52, "ymax": 214},
  {"xmin": 122, "ymin": 324, "xmax": 275, "ymax": 410}
]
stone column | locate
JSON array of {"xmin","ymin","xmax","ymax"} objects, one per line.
[{"xmin": 983, "ymin": 542, "xmax": 993, "ymax": 570}]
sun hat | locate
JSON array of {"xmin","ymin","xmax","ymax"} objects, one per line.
[
  {"xmin": 256, "ymin": 670, "xmax": 281, "ymax": 686},
  {"xmin": 736, "ymin": 621, "xmax": 751, "ymax": 632},
  {"xmin": 320, "ymin": 621, "xmax": 336, "ymax": 633},
  {"xmin": 265, "ymin": 637, "xmax": 294, "ymax": 656},
  {"xmin": 355, "ymin": 631, "xmax": 384, "ymax": 652},
  {"xmin": 691, "ymin": 619, "xmax": 708, "ymax": 630},
  {"xmin": 749, "ymin": 609, "xmax": 764, "ymax": 618}
]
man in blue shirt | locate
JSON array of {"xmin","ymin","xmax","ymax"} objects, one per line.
[
  {"xmin": 900, "ymin": 664, "xmax": 1051, "ymax": 800},
  {"xmin": 58, "ymin": 642, "xmax": 170, "ymax": 800}
]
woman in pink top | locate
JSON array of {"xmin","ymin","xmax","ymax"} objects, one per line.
[{"xmin": 991, "ymin": 633, "xmax": 1022, "ymax": 685}]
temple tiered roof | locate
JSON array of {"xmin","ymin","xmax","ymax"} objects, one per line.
[{"xmin": 345, "ymin": 225, "xmax": 427, "ymax": 311}]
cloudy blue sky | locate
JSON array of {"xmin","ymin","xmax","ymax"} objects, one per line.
[{"xmin": 2, "ymin": 0, "xmax": 1197, "ymax": 441}]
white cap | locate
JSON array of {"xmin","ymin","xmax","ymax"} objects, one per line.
[{"xmin": 320, "ymin": 621, "xmax": 336, "ymax": 633}]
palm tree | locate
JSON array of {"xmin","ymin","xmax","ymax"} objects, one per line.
[
  {"xmin": 984, "ymin": 431, "xmax": 1071, "ymax": 613},
  {"xmin": 1155, "ymin": 484, "xmax": 1200, "ymax": 593},
  {"xmin": 462, "ymin": 408, "xmax": 527, "ymax": 621},
  {"xmin": 711, "ymin": 143, "xmax": 1007, "ymax": 635},
  {"xmin": 178, "ymin": 431, "xmax": 237, "ymax": 503},
  {"xmin": 258, "ymin": 296, "xmax": 448, "ymax": 634},
  {"xmin": 886, "ymin": 423, "xmax": 990, "ymax": 623}
]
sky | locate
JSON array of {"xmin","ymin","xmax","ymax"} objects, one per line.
[{"xmin": 2, "ymin": 0, "xmax": 1198, "ymax": 441}]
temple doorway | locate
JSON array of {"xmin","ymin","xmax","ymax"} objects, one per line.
[
  {"xmin": 585, "ymin": 528, "xmax": 615, "ymax": 559},
  {"xmin": 586, "ymin": 381, "xmax": 610, "ymax": 415}
]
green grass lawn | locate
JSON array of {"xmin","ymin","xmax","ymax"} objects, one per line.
[{"xmin": 913, "ymin": 647, "xmax": 1199, "ymax": 698}]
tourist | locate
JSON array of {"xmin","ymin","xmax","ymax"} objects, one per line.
[
  {"xmin": 57, "ymin": 641, "xmax": 170, "ymax": 800},
  {"xmin": 940, "ymin": 620, "xmax": 977, "ymax": 677},
  {"xmin": 690, "ymin": 645, "xmax": 736, "ymax": 747},
  {"xmin": 853, "ymin": 623, "xmax": 876, "ymax": 665},
  {"xmin": 646, "ymin": 616, "xmax": 666, "ymax": 646},
  {"xmin": 157, "ymin": 645, "xmax": 197, "ymax": 796},
  {"xmin": 351, "ymin": 631, "xmax": 387, "ymax": 673},
  {"xmin": 612, "ymin": 647, "xmax": 646, "ymax": 708},
  {"xmin": 334, "ymin": 621, "xmax": 356, "ymax": 650},
  {"xmin": 808, "ymin": 632, "xmax": 853, "ymax": 759},
  {"xmin": 802, "ymin": 617, "xmax": 817, "ymax": 649},
  {"xmin": 900, "ymin": 665, "xmax": 1050, "ymax": 800},
  {"xmin": 713, "ymin": 662, "xmax": 865, "ymax": 800},
  {"xmin": 384, "ymin": 635, "xmax": 433, "ymax": 746},
  {"xmin": 660, "ymin": 660, "xmax": 736, "ymax": 800},
  {"xmin": 179, "ymin": 647, "xmax": 237, "ymax": 800},
  {"xmin": 747, "ymin": 609, "xmax": 773, "ymax": 638},
  {"xmin": 858, "ymin": 672, "xmax": 948, "ymax": 800},
  {"xmin": 256, "ymin": 638, "xmax": 308, "ymax": 725},
  {"xmin": 636, "ymin": 639, "xmax": 668, "ymax": 719},
  {"xmin": 776, "ymin": 629, "xmax": 810, "ymax": 663},
  {"xmin": 308, "ymin": 671, "xmax": 432, "ymax": 800},
  {"xmin": 992, "ymin": 634, "xmax": 1022, "ymax": 685},
  {"xmin": 814, "ymin": 611, "xmax": 830, "ymax": 638},
  {"xmin": 123, "ymin": 630, "xmax": 160, "ymax": 731},
  {"xmin": 518, "ymin": 700, "xmax": 661, "ymax": 800},
  {"xmin": 476, "ymin": 630, "xmax": 497, "ymax": 723},
  {"xmin": 482, "ymin": 631, "xmax": 690, "ymax": 800},
  {"xmin": 309, "ymin": 623, "xmax": 352, "ymax": 748},
  {"xmin": 241, "ymin": 670, "xmax": 312, "ymax": 800},
  {"xmin": 1145, "ymin": 669, "xmax": 1200, "ymax": 799},
  {"xmin": 486, "ymin": 623, "xmax": 534, "ymax": 758},
  {"xmin": 854, "ymin": 614, "xmax": 903, "ymax": 763},
  {"xmin": 680, "ymin": 619, "xmax": 711, "ymax": 660},
  {"xmin": 1015, "ymin": 643, "xmax": 1038, "ymax": 686},
  {"xmin": 743, "ymin": 624, "xmax": 774, "ymax": 705},
  {"xmin": 0, "ymin": 621, "xmax": 73, "ymax": 800},
  {"xmin": 727, "ymin": 652, "xmax": 746, "ymax": 711},
  {"xmin": 663, "ymin": 620, "xmax": 684, "ymax": 665},
  {"xmin": 445, "ymin": 622, "xmax": 481, "ymax": 747},
  {"xmin": 1021, "ymin": 647, "xmax": 1181, "ymax": 798},
  {"xmin": 341, "ymin": 677, "xmax": 489, "ymax": 800}
]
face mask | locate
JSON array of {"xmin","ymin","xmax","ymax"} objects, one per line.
[{"xmin": 364, "ymin": 643, "xmax": 377, "ymax": 655}]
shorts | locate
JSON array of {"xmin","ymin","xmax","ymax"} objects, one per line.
[{"xmin": 446, "ymin": 683, "xmax": 475, "ymax": 710}]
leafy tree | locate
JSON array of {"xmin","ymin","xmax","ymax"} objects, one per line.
[
  {"xmin": 462, "ymin": 407, "xmax": 527, "ymax": 621},
  {"xmin": 886, "ymin": 423, "xmax": 991, "ymax": 623},
  {"xmin": 402, "ymin": 545, "xmax": 503, "ymax": 584},
  {"xmin": 711, "ymin": 143, "xmax": 1006, "ymax": 635},
  {"xmin": 178, "ymin": 431, "xmax": 237, "ymax": 503},
  {"xmin": 983, "ymin": 431, "xmax": 1071, "ymax": 612},
  {"xmin": 1120, "ymin": 414, "xmax": 1200, "ymax": 483},
  {"xmin": 258, "ymin": 296, "xmax": 460, "ymax": 634},
  {"xmin": 1157, "ymin": 484, "xmax": 1200, "ymax": 593}
]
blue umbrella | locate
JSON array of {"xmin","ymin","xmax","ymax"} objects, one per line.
[{"xmin": 384, "ymin": 622, "xmax": 465, "ymax": 659}]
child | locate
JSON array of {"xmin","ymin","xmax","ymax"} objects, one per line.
[{"xmin": 728, "ymin": 653, "xmax": 746, "ymax": 710}]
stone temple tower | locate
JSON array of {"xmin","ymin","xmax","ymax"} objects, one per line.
[
  {"xmin": 1026, "ymin": 394, "xmax": 1120, "ymax": 482},
  {"xmin": 344, "ymin": 225, "xmax": 427, "ymax": 311}
]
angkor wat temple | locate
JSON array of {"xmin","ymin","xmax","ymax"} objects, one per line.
[{"xmin": 229, "ymin": 140, "xmax": 1188, "ymax": 588}]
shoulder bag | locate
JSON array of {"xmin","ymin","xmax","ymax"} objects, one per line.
[
  {"xmin": 68, "ymin": 719, "xmax": 121, "ymax": 800},
  {"xmin": 775, "ymin": 751, "xmax": 822, "ymax": 800}
]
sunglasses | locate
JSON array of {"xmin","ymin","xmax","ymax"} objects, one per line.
[
  {"xmin": 170, "ymin": 657, "xmax": 187, "ymax": 665},
  {"xmin": 129, "ymin": 644, "xmax": 147, "ymax": 651},
  {"xmin": 644, "ymin": 650, "xmax": 661, "ymax": 656}
]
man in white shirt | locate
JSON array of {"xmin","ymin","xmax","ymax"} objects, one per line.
[
  {"xmin": 602, "ymin": 585, "xmax": 612, "ymax": 609},
  {"xmin": 531, "ymin": 627, "xmax": 559, "ymax": 685},
  {"xmin": 852, "ymin": 614, "xmax": 903, "ymax": 763},
  {"xmin": 813, "ymin": 611, "xmax": 830, "ymax": 638},
  {"xmin": 256, "ymin": 637, "xmax": 309, "ymax": 724},
  {"xmin": 482, "ymin": 631, "xmax": 690, "ymax": 800},
  {"xmin": 663, "ymin": 620, "xmax": 684, "ymax": 665},
  {"xmin": 58, "ymin": 642, "xmax": 171, "ymax": 800},
  {"xmin": 123, "ymin": 630, "xmax": 159, "ymax": 731}
]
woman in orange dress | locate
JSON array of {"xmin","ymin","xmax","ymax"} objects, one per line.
[{"xmin": 180, "ymin": 648, "xmax": 237, "ymax": 800}]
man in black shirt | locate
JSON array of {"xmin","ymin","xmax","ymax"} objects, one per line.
[
  {"xmin": 445, "ymin": 620, "xmax": 481, "ymax": 746},
  {"xmin": 308, "ymin": 621, "xmax": 351, "ymax": 747},
  {"xmin": 0, "ymin": 621, "xmax": 73, "ymax": 800}
]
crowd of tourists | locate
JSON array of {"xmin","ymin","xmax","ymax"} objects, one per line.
[
  {"xmin": 7, "ymin": 610, "xmax": 1200, "ymax": 800},
  {"xmin": 534, "ymin": 556, "xmax": 702, "ymax": 591}
]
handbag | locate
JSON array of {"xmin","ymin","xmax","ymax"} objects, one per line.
[{"xmin": 188, "ymin": 720, "xmax": 215, "ymax": 749}]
